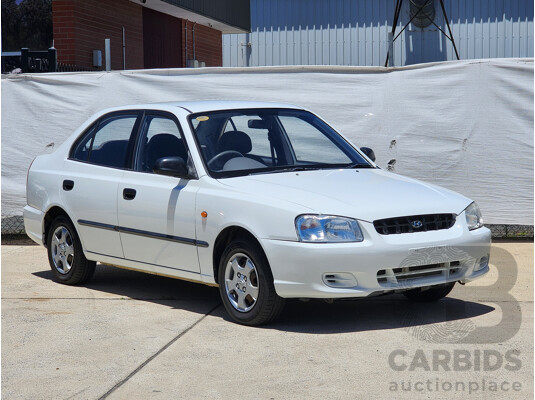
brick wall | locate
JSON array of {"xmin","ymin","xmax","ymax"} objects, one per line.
[
  {"xmin": 182, "ymin": 21, "xmax": 222, "ymax": 67},
  {"xmin": 52, "ymin": 0, "xmax": 222, "ymax": 70},
  {"xmin": 52, "ymin": 1, "xmax": 76, "ymax": 64},
  {"xmin": 74, "ymin": 0, "xmax": 144, "ymax": 70},
  {"xmin": 53, "ymin": 0, "xmax": 143, "ymax": 70}
]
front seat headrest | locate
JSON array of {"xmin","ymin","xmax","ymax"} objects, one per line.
[{"xmin": 217, "ymin": 130, "xmax": 252, "ymax": 154}]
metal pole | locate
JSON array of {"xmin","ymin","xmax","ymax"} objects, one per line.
[
  {"xmin": 122, "ymin": 26, "xmax": 126, "ymax": 70},
  {"xmin": 192, "ymin": 22, "xmax": 197, "ymax": 62},
  {"xmin": 105, "ymin": 38, "xmax": 111, "ymax": 71},
  {"xmin": 245, "ymin": 32, "xmax": 251, "ymax": 66},
  {"xmin": 21, "ymin": 48, "xmax": 29, "ymax": 73},
  {"xmin": 387, "ymin": 32, "xmax": 394, "ymax": 66},
  {"xmin": 185, "ymin": 20, "xmax": 188, "ymax": 66},
  {"xmin": 385, "ymin": 0, "xmax": 403, "ymax": 67},
  {"xmin": 48, "ymin": 47, "xmax": 57, "ymax": 72}
]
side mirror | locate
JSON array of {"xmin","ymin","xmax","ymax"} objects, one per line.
[
  {"xmin": 153, "ymin": 156, "xmax": 190, "ymax": 178},
  {"xmin": 360, "ymin": 147, "xmax": 376, "ymax": 162}
]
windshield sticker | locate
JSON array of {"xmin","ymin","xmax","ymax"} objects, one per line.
[{"xmin": 196, "ymin": 116, "xmax": 209, "ymax": 121}]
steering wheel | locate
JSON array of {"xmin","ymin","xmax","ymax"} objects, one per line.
[{"xmin": 208, "ymin": 150, "xmax": 243, "ymax": 170}]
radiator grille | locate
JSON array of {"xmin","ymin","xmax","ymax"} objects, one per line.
[{"xmin": 373, "ymin": 214, "xmax": 456, "ymax": 235}]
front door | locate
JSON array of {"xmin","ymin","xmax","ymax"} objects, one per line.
[{"xmin": 117, "ymin": 112, "xmax": 201, "ymax": 275}]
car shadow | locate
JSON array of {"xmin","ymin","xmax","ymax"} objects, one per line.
[
  {"xmin": 263, "ymin": 296, "xmax": 495, "ymax": 335},
  {"xmin": 33, "ymin": 264, "xmax": 494, "ymax": 335},
  {"xmin": 32, "ymin": 264, "xmax": 222, "ymax": 315}
]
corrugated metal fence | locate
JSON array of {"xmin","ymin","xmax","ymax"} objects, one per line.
[{"xmin": 223, "ymin": 0, "xmax": 534, "ymax": 67}]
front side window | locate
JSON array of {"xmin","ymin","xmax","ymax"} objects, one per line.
[
  {"xmin": 189, "ymin": 108, "xmax": 371, "ymax": 178},
  {"xmin": 136, "ymin": 114, "xmax": 188, "ymax": 172},
  {"xmin": 71, "ymin": 113, "xmax": 139, "ymax": 168}
]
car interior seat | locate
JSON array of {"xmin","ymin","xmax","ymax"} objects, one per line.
[
  {"xmin": 217, "ymin": 130, "xmax": 252, "ymax": 154},
  {"xmin": 144, "ymin": 133, "xmax": 187, "ymax": 172}
]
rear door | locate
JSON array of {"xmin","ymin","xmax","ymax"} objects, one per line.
[{"xmin": 62, "ymin": 111, "xmax": 141, "ymax": 258}]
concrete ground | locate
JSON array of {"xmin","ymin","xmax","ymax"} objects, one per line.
[{"xmin": 2, "ymin": 241, "xmax": 533, "ymax": 400}]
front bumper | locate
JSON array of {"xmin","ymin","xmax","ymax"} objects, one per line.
[{"xmin": 262, "ymin": 221, "xmax": 491, "ymax": 298}]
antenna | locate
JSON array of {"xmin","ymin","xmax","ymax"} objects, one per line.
[{"xmin": 384, "ymin": 0, "xmax": 460, "ymax": 67}]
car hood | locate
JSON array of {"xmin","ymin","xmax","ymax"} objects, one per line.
[{"xmin": 217, "ymin": 169, "xmax": 471, "ymax": 222}]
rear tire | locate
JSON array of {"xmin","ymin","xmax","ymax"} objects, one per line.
[
  {"xmin": 218, "ymin": 238, "xmax": 285, "ymax": 325},
  {"xmin": 47, "ymin": 216, "xmax": 96, "ymax": 285},
  {"xmin": 403, "ymin": 282, "xmax": 455, "ymax": 302}
]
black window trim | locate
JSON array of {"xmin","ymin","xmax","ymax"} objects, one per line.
[{"xmin": 68, "ymin": 110, "xmax": 143, "ymax": 170}]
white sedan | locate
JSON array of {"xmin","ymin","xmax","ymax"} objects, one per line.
[{"xmin": 24, "ymin": 101, "xmax": 491, "ymax": 325}]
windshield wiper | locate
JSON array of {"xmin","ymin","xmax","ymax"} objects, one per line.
[
  {"xmin": 279, "ymin": 165, "xmax": 322, "ymax": 172},
  {"xmin": 247, "ymin": 163, "xmax": 373, "ymax": 176},
  {"xmin": 345, "ymin": 163, "xmax": 374, "ymax": 169},
  {"xmin": 248, "ymin": 165, "xmax": 322, "ymax": 175}
]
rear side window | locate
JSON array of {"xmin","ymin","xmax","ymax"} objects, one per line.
[{"xmin": 71, "ymin": 113, "xmax": 139, "ymax": 169}]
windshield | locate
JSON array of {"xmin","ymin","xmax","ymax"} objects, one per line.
[{"xmin": 189, "ymin": 108, "xmax": 372, "ymax": 178}]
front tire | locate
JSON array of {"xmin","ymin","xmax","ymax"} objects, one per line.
[
  {"xmin": 403, "ymin": 282, "xmax": 455, "ymax": 302},
  {"xmin": 218, "ymin": 238, "xmax": 285, "ymax": 325},
  {"xmin": 47, "ymin": 216, "xmax": 96, "ymax": 285}
]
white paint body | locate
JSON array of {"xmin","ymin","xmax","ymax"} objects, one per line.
[{"xmin": 24, "ymin": 101, "xmax": 491, "ymax": 298}]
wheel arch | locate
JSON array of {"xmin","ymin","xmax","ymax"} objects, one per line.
[
  {"xmin": 212, "ymin": 225, "xmax": 269, "ymax": 284},
  {"xmin": 43, "ymin": 206, "xmax": 74, "ymax": 246}
]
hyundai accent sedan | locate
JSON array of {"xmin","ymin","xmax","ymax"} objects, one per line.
[{"xmin": 24, "ymin": 101, "xmax": 491, "ymax": 325}]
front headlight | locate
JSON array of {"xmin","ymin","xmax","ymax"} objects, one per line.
[
  {"xmin": 296, "ymin": 215, "xmax": 364, "ymax": 243},
  {"xmin": 464, "ymin": 202, "xmax": 483, "ymax": 230}
]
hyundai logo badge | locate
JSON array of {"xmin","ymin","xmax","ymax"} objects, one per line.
[{"xmin": 411, "ymin": 220, "xmax": 423, "ymax": 229}]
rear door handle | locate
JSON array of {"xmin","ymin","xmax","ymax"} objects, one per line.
[
  {"xmin": 63, "ymin": 180, "xmax": 74, "ymax": 191},
  {"xmin": 123, "ymin": 188, "xmax": 136, "ymax": 200}
]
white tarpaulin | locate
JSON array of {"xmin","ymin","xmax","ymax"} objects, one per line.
[{"xmin": 2, "ymin": 58, "xmax": 533, "ymax": 224}]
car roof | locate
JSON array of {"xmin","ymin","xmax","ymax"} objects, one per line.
[{"xmin": 112, "ymin": 100, "xmax": 304, "ymax": 114}]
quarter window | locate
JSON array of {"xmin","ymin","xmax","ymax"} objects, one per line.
[{"xmin": 71, "ymin": 125, "xmax": 96, "ymax": 161}]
